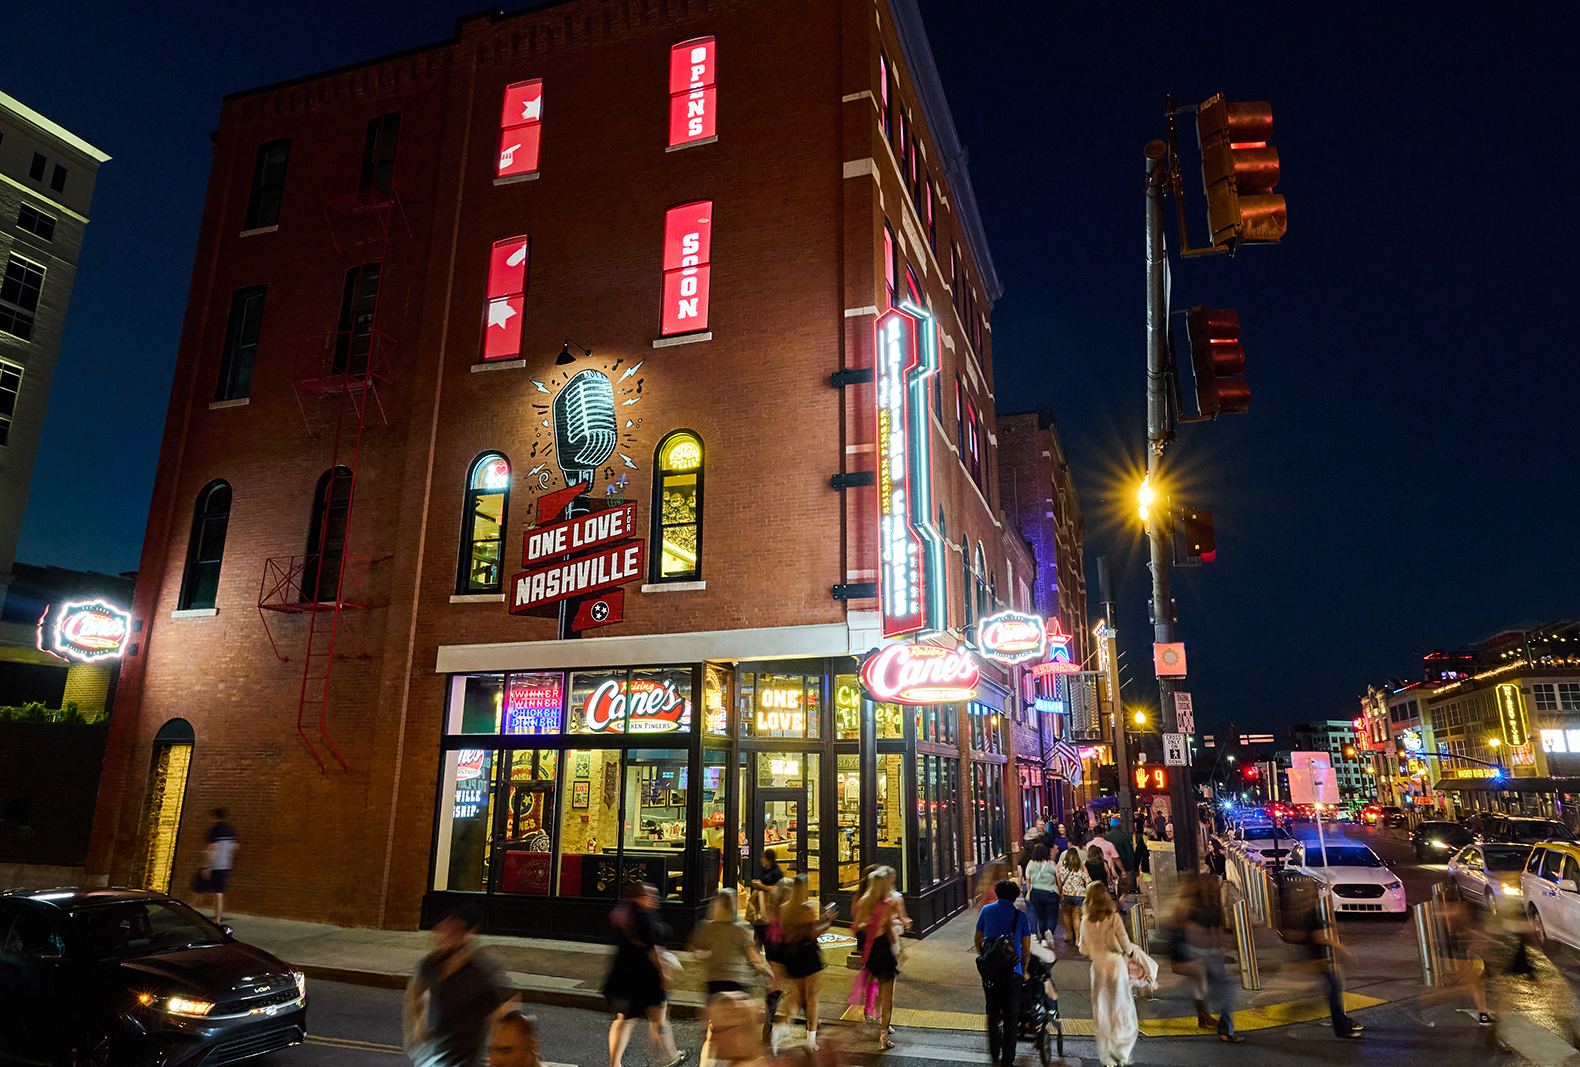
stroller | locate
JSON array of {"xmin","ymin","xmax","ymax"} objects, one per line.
[{"xmin": 1018, "ymin": 943, "xmax": 1064, "ymax": 1064}]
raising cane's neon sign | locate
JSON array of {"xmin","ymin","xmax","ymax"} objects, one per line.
[
  {"xmin": 39, "ymin": 599, "xmax": 132, "ymax": 663},
  {"xmin": 977, "ymin": 610, "xmax": 1047, "ymax": 665},
  {"xmin": 875, "ymin": 304, "xmax": 947, "ymax": 638},
  {"xmin": 861, "ymin": 643, "xmax": 980, "ymax": 705},
  {"xmin": 584, "ymin": 678, "xmax": 691, "ymax": 733}
]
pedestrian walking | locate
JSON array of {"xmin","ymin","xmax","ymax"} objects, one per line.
[
  {"xmin": 1103, "ymin": 820, "xmax": 1135, "ymax": 896},
  {"xmin": 192, "ymin": 808, "xmax": 237, "ymax": 923},
  {"xmin": 749, "ymin": 850, "xmax": 785, "ymax": 947},
  {"xmin": 488, "ymin": 1012, "xmax": 542, "ymax": 1067},
  {"xmin": 849, "ymin": 865, "xmax": 910, "ymax": 1049},
  {"xmin": 1085, "ymin": 844, "xmax": 1113, "ymax": 896},
  {"xmin": 690, "ymin": 889, "xmax": 769, "ymax": 1067},
  {"xmin": 605, "ymin": 884, "xmax": 686, "ymax": 1067},
  {"xmin": 974, "ymin": 880, "xmax": 1031, "ymax": 1067},
  {"xmin": 1055, "ymin": 847, "xmax": 1091, "ymax": 952},
  {"xmin": 1185, "ymin": 874, "xmax": 1241, "ymax": 1042},
  {"xmin": 975, "ymin": 859, "xmax": 1011, "ymax": 909},
  {"xmin": 403, "ymin": 904, "xmax": 519, "ymax": 1067},
  {"xmin": 1078, "ymin": 883, "xmax": 1146, "ymax": 1066},
  {"xmin": 773, "ymin": 875, "xmax": 837, "ymax": 1050},
  {"xmin": 703, "ymin": 992, "xmax": 765, "ymax": 1067},
  {"xmin": 1023, "ymin": 844, "xmax": 1060, "ymax": 945},
  {"xmin": 1286, "ymin": 880, "xmax": 1362, "ymax": 1040},
  {"xmin": 1051, "ymin": 824, "xmax": 1070, "ymax": 855}
]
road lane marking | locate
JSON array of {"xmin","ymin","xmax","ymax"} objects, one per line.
[{"xmin": 307, "ymin": 1036, "xmax": 404, "ymax": 1054}]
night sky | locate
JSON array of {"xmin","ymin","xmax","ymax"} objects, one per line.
[{"xmin": 5, "ymin": 2, "xmax": 1576, "ymax": 734}]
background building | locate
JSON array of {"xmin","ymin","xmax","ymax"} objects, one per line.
[
  {"xmin": 85, "ymin": 0, "xmax": 1072, "ymax": 938},
  {"xmin": 1286, "ymin": 719, "xmax": 1374, "ymax": 805}
]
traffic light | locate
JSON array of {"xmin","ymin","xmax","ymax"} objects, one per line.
[
  {"xmin": 1244, "ymin": 765, "xmax": 1259, "ymax": 780},
  {"xmin": 1196, "ymin": 93, "xmax": 1286, "ymax": 248},
  {"xmin": 1342, "ymin": 744, "xmax": 1358, "ymax": 760},
  {"xmin": 1185, "ymin": 306, "xmax": 1250, "ymax": 416},
  {"xmin": 1176, "ymin": 506, "xmax": 1216, "ymax": 564}
]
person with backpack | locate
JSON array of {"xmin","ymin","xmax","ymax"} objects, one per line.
[{"xmin": 974, "ymin": 880, "xmax": 1031, "ymax": 1067}]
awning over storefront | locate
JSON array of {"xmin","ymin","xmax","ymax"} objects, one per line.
[{"xmin": 1435, "ymin": 776, "xmax": 1580, "ymax": 793}]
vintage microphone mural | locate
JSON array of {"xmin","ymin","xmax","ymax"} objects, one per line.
[{"xmin": 552, "ymin": 369, "xmax": 618, "ymax": 487}]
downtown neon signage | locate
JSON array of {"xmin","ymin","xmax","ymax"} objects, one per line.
[
  {"xmin": 875, "ymin": 304, "xmax": 947, "ymax": 638},
  {"xmin": 39, "ymin": 599, "xmax": 132, "ymax": 663}
]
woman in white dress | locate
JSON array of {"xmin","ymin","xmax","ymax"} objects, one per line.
[{"xmin": 1078, "ymin": 882, "xmax": 1152, "ymax": 1066}]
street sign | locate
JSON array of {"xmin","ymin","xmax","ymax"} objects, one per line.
[
  {"xmin": 1173, "ymin": 692, "xmax": 1194, "ymax": 734},
  {"xmin": 1288, "ymin": 750, "xmax": 1340, "ymax": 805},
  {"xmin": 1153, "ymin": 642, "xmax": 1187, "ymax": 676},
  {"xmin": 1164, "ymin": 732, "xmax": 1188, "ymax": 766}
]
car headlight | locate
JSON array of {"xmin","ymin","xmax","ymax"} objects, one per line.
[
  {"xmin": 1382, "ymin": 879, "xmax": 1402, "ymax": 891},
  {"xmin": 293, "ymin": 971, "xmax": 307, "ymax": 998},
  {"xmin": 167, "ymin": 996, "xmax": 215, "ymax": 1017},
  {"xmin": 1503, "ymin": 884, "xmax": 1523, "ymax": 896},
  {"xmin": 1429, "ymin": 840, "xmax": 1444, "ymax": 847}
]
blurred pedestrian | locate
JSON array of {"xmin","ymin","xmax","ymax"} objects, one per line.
[
  {"xmin": 1055, "ymin": 846, "xmax": 1091, "ymax": 952},
  {"xmin": 1079, "ymin": 883, "xmax": 1144, "ymax": 1066},
  {"xmin": 850, "ymin": 865, "xmax": 910, "ymax": 1049},
  {"xmin": 1286, "ymin": 881, "xmax": 1362, "ymax": 1040},
  {"xmin": 749, "ymin": 850, "xmax": 785, "ymax": 946},
  {"xmin": 192, "ymin": 808, "xmax": 237, "ymax": 923},
  {"xmin": 774, "ymin": 875, "xmax": 837, "ymax": 1050},
  {"xmin": 705, "ymin": 992, "xmax": 765, "ymax": 1067},
  {"xmin": 975, "ymin": 880, "xmax": 1031, "ymax": 1067},
  {"xmin": 1024, "ymin": 844, "xmax": 1060, "ymax": 945},
  {"xmin": 488, "ymin": 1012, "xmax": 541, "ymax": 1067},
  {"xmin": 1163, "ymin": 875, "xmax": 1210, "ymax": 1028},
  {"xmin": 1186, "ymin": 874, "xmax": 1241, "ymax": 1042},
  {"xmin": 691, "ymin": 889, "xmax": 769, "ymax": 1067},
  {"xmin": 404, "ymin": 903, "xmax": 518, "ymax": 1067},
  {"xmin": 1104, "ymin": 820, "xmax": 1135, "ymax": 896},
  {"xmin": 976, "ymin": 859, "xmax": 1011, "ymax": 909},
  {"xmin": 605, "ymin": 883, "xmax": 685, "ymax": 1067}
]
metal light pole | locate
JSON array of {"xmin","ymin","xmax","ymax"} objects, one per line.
[
  {"xmin": 1098, "ymin": 557, "xmax": 1133, "ymax": 835},
  {"xmin": 1144, "ymin": 140, "xmax": 1200, "ymax": 874}
]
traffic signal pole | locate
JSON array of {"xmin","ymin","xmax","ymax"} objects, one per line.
[{"xmin": 1145, "ymin": 140, "xmax": 1200, "ymax": 875}]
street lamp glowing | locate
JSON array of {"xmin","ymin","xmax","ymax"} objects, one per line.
[
  {"xmin": 1133, "ymin": 710, "xmax": 1147, "ymax": 726},
  {"xmin": 1137, "ymin": 476, "xmax": 1156, "ymax": 523},
  {"xmin": 1488, "ymin": 737, "xmax": 1502, "ymax": 749}
]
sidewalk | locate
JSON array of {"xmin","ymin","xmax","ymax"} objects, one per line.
[{"xmin": 225, "ymin": 898, "xmax": 1413, "ymax": 1034}]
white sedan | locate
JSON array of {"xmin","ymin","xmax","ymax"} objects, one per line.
[
  {"xmin": 1234, "ymin": 824, "xmax": 1297, "ymax": 869},
  {"xmin": 1285, "ymin": 840, "xmax": 1408, "ymax": 914}
]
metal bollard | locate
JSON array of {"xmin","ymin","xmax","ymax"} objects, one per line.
[
  {"xmin": 1413, "ymin": 901, "xmax": 1437, "ymax": 985},
  {"xmin": 1129, "ymin": 902, "xmax": 1150, "ymax": 949},
  {"xmin": 1233, "ymin": 898, "xmax": 1261, "ymax": 989}
]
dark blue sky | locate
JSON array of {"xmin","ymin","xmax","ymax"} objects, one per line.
[{"xmin": 6, "ymin": 2, "xmax": 1576, "ymax": 732}]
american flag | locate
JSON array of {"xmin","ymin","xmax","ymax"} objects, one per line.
[{"xmin": 1054, "ymin": 740, "xmax": 1083, "ymax": 786}]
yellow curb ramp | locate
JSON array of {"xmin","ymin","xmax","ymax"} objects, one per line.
[{"xmin": 842, "ymin": 991, "xmax": 1385, "ymax": 1037}]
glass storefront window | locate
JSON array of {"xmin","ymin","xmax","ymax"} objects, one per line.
[
  {"xmin": 704, "ymin": 664, "xmax": 730, "ymax": 735},
  {"xmin": 558, "ymin": 749, "xmax": 622, "ymax": 898},
  {"xmin": 503, "ymin": 673, "xmax": 564, "ymax": 735},
  {"xmin": 752, "ymin": 673, "xmax": 810, "ymax": 738},
  {"xmin": 623, "ymin": 749, "xmax": 689, "ymax": 901},
  {"xmin": 876, "ymin": 701, "xmax": 904, "ymax": 740},
  {"xmin": 446, "ymin": 674, "xmax": 504, "ymax": 734},
  {"xmin": 969, "ymin": 701, "xmax": 1004, "ymax": 755},
  {"xmin": 433, "ymin": 748, "xmax": 495, "ymax": 891},
  {"xmin": 835, "ymin": 753, "xmax": 862, "ymax": 890},
  {"xmin": 877, "ymin": 754, "xmax": 906, "ymax": 891},
  {"xmin": 569, "ymin": 667, "xmax": 692, "ymax": 735},
  {"xmin": 702, "ymin": 750, "xmax": 728, "ymax": 895},
  {"xmin": 971, "ymin": 762, "xmax": 1006, "ymax": 867},
  {"xmin": 493, "ymin": 749, "xmax": 556, "ymax": 894},
  {"xmin": 915, "ymin": 703, "xmax": 958, "ymax": 745},
  {"xmin": 833, "ymin": 676, "xmax": 860, "ymax": 740},
  {"xmin": 917, "ymin": 754, "xmax": 934, "ymax": 887}
]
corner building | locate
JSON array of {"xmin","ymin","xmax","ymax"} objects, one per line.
[{"xmin": 89, "ymin": 0, "xmax": 1042, "ymax": 938}]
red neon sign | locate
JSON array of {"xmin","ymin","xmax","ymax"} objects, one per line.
[
  {"xmin": 660, "ymin": 201, "xmax": 713, "ymax": 335},
  {"xmin": 584, "ymin": 677, "xmax": 690, "ymax": 733},
  {"xmin": 497, "ymin": 80, "xmax": 543, "ymax": 178},
  {"xmin": 483, "ymin": 235, "xmax": 529, "ymax": 360},
  {"xmin": 861, "ymin": 643, "xmax": 980, "ymax": 705},
  {"xmin": 39, "ymin": 599, "xmax": 132, "ymax": 663},
  {"xmin": 668, "ymin": 37, "xmax": 717, "ymax": 147}
]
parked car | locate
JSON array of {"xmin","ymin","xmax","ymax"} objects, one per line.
[
  {"xmin": 1522, "ymin": 843, "xmax": 1580, "ymax": 950},
  {"xmin": 1480, "ymin": 817, "xmax": 1577, "ymax": 845},
  {"xmin": 0, "ymin": 888, "xmax": 307, "ymax": 1066},
  {"xmin": 1447, "ymin": 843, "xmax": 1533, "ymax": 912},
  {"xmin": 1360, "ymin": 804, "xmax": 1383, "ymax": 825},
  {"xmin": 1284, "ymin": 840, "xmax": 1408, "ymax": 914},
  {"xmin": 1233, "ymin": 823, "xmax": 1297, "ymax": 869},
  {"xmin": 1412, "ymin": 820, "xmax": 1474, "ymax": 861}
]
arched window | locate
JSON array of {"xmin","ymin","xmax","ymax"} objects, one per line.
[
  {"xmin": 301, "ymin": 466, "xmax": 353, "ymax": 603},
  {"xmin": 961, "ymin": 540, "xmax": 973, "ymax": 631},
  {"xmin": 178, "ymin": 481, "xmax": 231, "ymax": 610},
  {"xmin": 652, "ymin": 431, "xmax": 703, "ymax": 581},
  {"xmin": 459, "ymin": 452, "xmax": 510, "ymax": 593},
  {"xmin": 974, "ymin": 543, "xmax": 989, "ymax": 621}
]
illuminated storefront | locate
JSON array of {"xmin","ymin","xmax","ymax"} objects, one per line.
[{"xmin": 424, "ymin": 655, "xmax": 1002, "ymax": 936}]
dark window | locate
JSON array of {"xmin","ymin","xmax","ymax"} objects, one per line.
[
  {"xmin": 215, "ymin": 287, "xmax": 266, "ymax": 401},
  {"xmin": 893, "ymin": 102, "xmax": 905, "ymax": 163},
  {"xmin": 905, "ymin": 265, "xmax": 922, "ymax": 307},
  {"xmin": 925, "ymin": 179, "xmax": 937, "ymax": 251},
  {"xmin": 16, "ymin": 205, "xmax": 55, "ymax": 241},
  {"xmin": 652, "ymin": 431, "xmax": 703, "ymax": 581},
  {"xmin": 333, "ymin": 262, "xmax": 381, "ymax": 376},
  {"xmin": 0, "ymin": 254, "xmax": 44, "ymax": 341},
  {"xmin": 28, "ymin": 154, "xmax": 45, "ymax": 181},
  {"xmin": 458, "ymin": 453, "xmax": 510, "ymax": 594},
  {"xmin": 883, "ymin": 221, "xmax": 897, "ymax": 308},
  {"xmin": 49, "ymin": 165, "xmax": 66, "ymax": 194},
  {"xmin": 243, "ymin": 139, "xmax": 290, "ymax": 230},
  {"xmin": 178, "ymin": 482, "xmax": 231, "ymax": 610},
  {"xmin": 301, "ymin": 466, "xmax": 353, "ymax": 603},
  {"xmin": 360, "ymin": 113, "xmax": 401, "ymax": 198},
  {"xmin": 0, "ymin": 362, "xmax": 22, "ymax": 446}
]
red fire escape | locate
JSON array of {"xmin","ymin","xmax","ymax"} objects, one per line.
[{"xmin": 257, "ymin": 124, "xmax": 408, "ymax": 773}]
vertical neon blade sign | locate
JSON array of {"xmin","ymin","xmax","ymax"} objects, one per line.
[
  {"xmin": 498, "ymin": 80, "xmax": 544, "ymax": 178},
  {"xmin": 661, "ymin": 201, "xmax": 712, "ymax": 335},
  {"xmin": 668, "ymin": 37, "xmax": 717, "ymax": 147},
  {"xmin": 875, "ymin": 304, "xmax": 946, "ymax": 638},
  {"xmin": 483, "ymin": 236, "xmax": 529, "ymax": 360}
]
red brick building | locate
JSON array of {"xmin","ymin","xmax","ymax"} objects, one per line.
[{"xmin": 87, "ymin": 0, "xmax": 1050, "ymax": 937}]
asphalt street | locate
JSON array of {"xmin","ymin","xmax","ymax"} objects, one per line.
[{"xmin": 258, "ymin": 825, "xmax": 1580, "ymax": 1067}]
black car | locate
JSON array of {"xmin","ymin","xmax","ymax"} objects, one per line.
[
  {"xmin": 1480, "ymin": 816, "xmax": 1577, "ymax": 845},
  {"xmin": 1411, "ymin": 820, "xmax": 1474, "ymax": 860},
  {"xmin": 0, "ymin": 888, "xmax": 307, "ymax": 1066}
]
